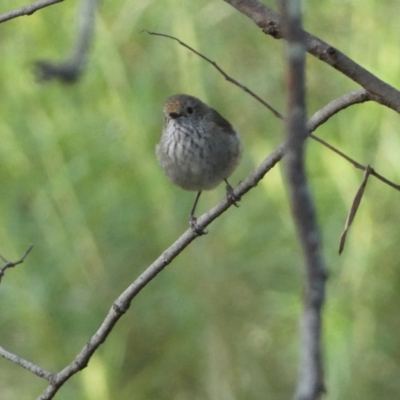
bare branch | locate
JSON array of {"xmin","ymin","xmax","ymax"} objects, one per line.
[
  {"xmin": 0, "ymin": 245, "xmax": 33, "ymax": 284},
  {"xmin": 0, "ymin": 0, "xmax": 63, "ymax": 24},
  {"xmin": 280, "ymin": 1, "xmax": 326, "ymax": 399},
  {"xmin": 33, "ymin": 143, "xmax": 285, "ymax": 399},
  {"xmin": 35, "ymin": 0, "xmax": 98, "ymax": 83},
  {"xmin": 223, "ymin": 0, "xmax": 400, "ymax": 114},
  {"xmin": 338, "ymin": 165, "xmax": 372, "ymax": 254},
  {"xmin": 0, "ymin": 345, "xmax": 53, "ymax": 381}
]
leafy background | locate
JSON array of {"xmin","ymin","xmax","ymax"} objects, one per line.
[{"xmin": 1, "ymin": 0, "xmax": 400, "ymax": 399}]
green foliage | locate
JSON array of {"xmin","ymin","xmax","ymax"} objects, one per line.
[{"xmin": 0, "ymin": 0, "xmax": 400, "ymax": 399}]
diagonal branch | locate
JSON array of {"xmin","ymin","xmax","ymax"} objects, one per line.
[
  {"xmin": 0, "ymin": 0, "xmax": 63, "ymax": 24},
  {"xmin": 36, "ymin": 143, "xmax": 286, "ymax": 400},
  {"xmin": 223, "ymin": 0, "xmax": 400, "ymax": 114}
]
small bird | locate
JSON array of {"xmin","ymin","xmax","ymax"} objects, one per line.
[{"xmin": 156, "ymin": 94, "xmax": 242, "ymax": 233}]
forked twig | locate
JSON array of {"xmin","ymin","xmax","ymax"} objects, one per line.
[{"xmin": 0, "ymin": 245, "xmax": 33, "ymax": 284}]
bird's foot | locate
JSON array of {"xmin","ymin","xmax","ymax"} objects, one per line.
[
  {"xmin": 225, "ymin": 183, "xmax": 240, "ymax": 208},
  {"xmin": 189, "ymin": 215, "xmax": 208, "ymax": 236}
]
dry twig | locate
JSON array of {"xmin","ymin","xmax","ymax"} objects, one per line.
[{"xmin": 338, "ymin": 165, "xmax": 372, "ymax": 254}]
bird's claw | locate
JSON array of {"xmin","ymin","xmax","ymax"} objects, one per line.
[
  {"xmin": 225, "ymin": 183, "xmax": 240, "ymax": 208},
  {"xmin": 189, "ymin": 216, "xmax": 208, "ymax": 236}
]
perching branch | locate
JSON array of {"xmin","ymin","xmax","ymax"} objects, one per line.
[
  {"xmin": 1, "ymin": 79, "xmax": 382, "ymax": 399},
  {"xmin": 0, "ymin": 0, "xmax": 63, "ymax": 24},
  {"xmin": 35, "ymin": 0, "xmax": 98, "ymax": 83},
  {"xmin": 0, "ymin": 245, "xmax": 33, "ymax": 284},
  {"xmin": 34, "ymin": 142, "xmax": 286, "ymax": 399},
  {"xmin": 281, "ymin": 1, "xmax": 326, "ymax": 398},
  {"xmin": 223, "ymin": 0, "xmax": 400, "ymax": 114}
]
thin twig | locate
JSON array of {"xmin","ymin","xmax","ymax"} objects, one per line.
[
  {"xmin": 0, "ymin": 0, "xmax": 63, "ymax": 24},
  {"xmin": 281, "ymin": 1, "xmax": 326, "ymax": 398},
  {"xmin": 146, "ymin": 30, "xmax": 284, "ymax": 120},
  {"xmin": 309, "ymin": 134, "xmax": 400, "ymax": 191},
  {"xmin": 338, "ymin": 165, "xmax": 372, "ymax": 254},
  {"xmin": 0, "ymin": 245, "xmax": 33, "ymax": 284}
]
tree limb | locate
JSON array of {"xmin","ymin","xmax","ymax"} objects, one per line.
[
  {"xmin": 281, "ymin": 1, "xmax": 327, "ymax": 398},
  {"xmin": 223, "ymin": 0, "xmax": 400, "ymax": 114}
]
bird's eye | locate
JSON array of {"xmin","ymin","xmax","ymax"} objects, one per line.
[{"xmin": 187, "ymin": 106, "xmax": 193, "ymax": 114}]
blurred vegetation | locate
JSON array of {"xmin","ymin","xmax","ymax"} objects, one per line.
[{"xmin": 0, "ymin": 0, "xmax": 400, "ymax": 399}]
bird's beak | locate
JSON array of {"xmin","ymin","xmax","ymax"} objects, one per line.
[{"xmin": 168, "ymin": 112, "xmax": 181, "ymax": 119}]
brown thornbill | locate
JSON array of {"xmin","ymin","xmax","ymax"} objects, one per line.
[{"xmin": 156, "ymin": 94, "xmax": 242, "ymax": 234}]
